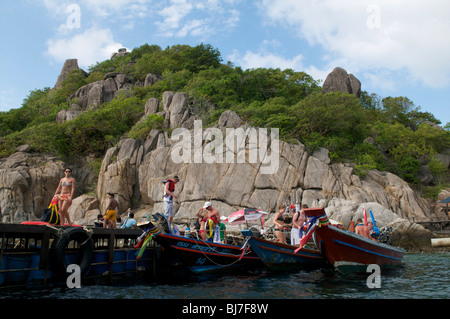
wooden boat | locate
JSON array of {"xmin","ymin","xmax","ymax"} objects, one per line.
[
  {"xmin": 139, "ymin": 214, "xmax": 264, "ymax": 274},
  {"xmin": 0, "ymin": 223, "xmax": 155, "ymax": 287},
  {"xmin": 303, "ymin": 207, "xmax": 406, "ymax": 273},
  {"xmin": 241, "ymin": 230, "xmax": 326, "ymax": 271}
]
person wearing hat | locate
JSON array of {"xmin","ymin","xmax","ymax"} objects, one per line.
[
  {"xmin": 163, "ymin": 175, "xmax": 179, "ymax": 227},
  {"xmin": 196, "ymin": 201, "xmax": 220, "ymax": 242}
]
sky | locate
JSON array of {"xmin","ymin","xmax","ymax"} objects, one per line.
[{"xmin": 1, "ymin": 0, "xmax": 449, "ymax": 126}]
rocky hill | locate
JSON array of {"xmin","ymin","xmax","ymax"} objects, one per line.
[{"xmin": 1, "ymin": 53, "xmax": 449, "ymax": 251}]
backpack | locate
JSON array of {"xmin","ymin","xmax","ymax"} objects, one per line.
[{"xmin": 41, "ymin": 199, "xmax": 60, "ymax": 225}]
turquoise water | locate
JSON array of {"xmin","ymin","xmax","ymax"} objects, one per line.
[{"xmin": 1, "ymin": 252, "xmax": 448, "ymax": 299}]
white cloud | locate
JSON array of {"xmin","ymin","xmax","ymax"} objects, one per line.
[
  {"xmin": 41, "ymin": 0, "xmax": 153, "ymax": 33},
  {"xmin": 228, "ymin": 48, "xmax": 304, "ymax": 71},
  {"xmin": 155, "ymin": 0, "xmax": 241, "ymax": 38},
  {"xmin": 258, "ymin": 0, "xmax": 450, "ymax": 89},
  {"xmin": 41, "ymin": 0, "xmax": 73, "ymax": 16},
  {"xmin": 45, "ymin": 27, "xmax": 126, "ymax": 68},
  {"xmin": 157, "ymin": 0, "xmax": 194, "ymax": 33}
]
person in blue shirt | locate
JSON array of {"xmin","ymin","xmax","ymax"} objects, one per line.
[{"xmin": 121, "ymin": 209, "xmax": 137, "ymax": 229}]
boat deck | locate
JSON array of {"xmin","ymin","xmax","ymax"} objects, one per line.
[{"xmin": 0, "ymin": 223, "xmax": 156, "ymax": 288}]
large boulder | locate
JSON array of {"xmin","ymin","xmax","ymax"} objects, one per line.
[
  {"xmin": 322, "ymin": 67, "xmax": 361, "ymax": 97},
  {"xmin": 54, "ymin": 59, "xmax": 80, "ymax": 90},
  {"xmin": 69, "ymin": 194, "xmax": 99, "ymax": 224},
  {"xmin": 0, "ymin": 152, "xmax": 64, "ymax": 223},
  {"xmin": 218, "ymin": 110, "xmax": 243, "ymax": 128},
  {"xmin": 59, "ymin": 72, "xmax": 135, "ymax": 123}
]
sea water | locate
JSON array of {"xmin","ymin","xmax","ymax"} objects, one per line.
[{"xmin": 1, "ymin": 252, "xmax": 448, "ymax": 300}]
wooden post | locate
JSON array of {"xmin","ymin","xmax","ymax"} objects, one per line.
[
  {"xmin": 108, "ymin": 233, "xmax": 115, "ymax": 280},
  {"xmin": 39, "ymin": 230, "xmax": 51, "ymax": 285}
]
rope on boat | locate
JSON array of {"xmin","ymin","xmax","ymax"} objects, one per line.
[
  {"xmin": 80, "ymin": 226, "xmax": 93, "ymax": 246},
  {"xmin": 44, "ymin": 224, "xmax": 93, "ymax": 246},
  {"xmin": 193, "ymin": 236, "xmax": 253, "ymax": 267}
]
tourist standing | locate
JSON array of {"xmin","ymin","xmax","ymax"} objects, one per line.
[
  {"xmin": 54, "ymin": 168, "xmax": 75, "ymax": 226},
  {"xmin": 103, "ymin": 193, "xmax": 119, "ymax": 228},
  {"xmin": 163, "ymin": 176, "xmax": 179, "ymax": 227},
  {"xmin": 273, "ymin": 204, "xmax": 290, "ymax": 244}
]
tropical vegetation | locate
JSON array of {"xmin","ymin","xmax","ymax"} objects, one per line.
[{"xmin": 0, "ymin": 43, "xmax": 448, "ymax": 196}]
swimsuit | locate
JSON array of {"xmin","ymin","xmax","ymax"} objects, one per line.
[
  {"xmin": 105, "ymin": 209, "xmax": 117, "ymax": 221},
  {"xmin": 62, "ymin": 181, "xmax": 72, "ymax": 186},
  {"xmin": 275, "ymin": 214, "xmax": 285, "ymax": 232},
  {"xmin": 58, "ymin": 194, "xmax": 72, "ymax": 201}
]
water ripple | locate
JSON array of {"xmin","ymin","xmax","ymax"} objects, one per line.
[{"xmin": 1, "ymin": 252, "xmax": 448, "ymax": 299}]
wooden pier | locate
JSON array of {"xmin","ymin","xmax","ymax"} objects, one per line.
[{"xmin": 410, "ymin": 217, "xmax": 450, "ymax": 234}]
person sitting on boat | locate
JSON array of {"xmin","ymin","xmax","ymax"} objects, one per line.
[
  {"xmin": 368, "ymin": 222, "xmax": 380, "ymax": 241},
  {"xmin": 94, "ymin": 214, "xmax": 104, "ymax": 227},
  {"xmin": 354, "ymin": 218, "xmax": 371, "ymax": 239},
  {"xmin": 121, "ymin": 209, "xmax": 137, "ymax": 229},
  {"xmin": 273, "ymin": 204, "xmax": 291, "ymax": 244}
]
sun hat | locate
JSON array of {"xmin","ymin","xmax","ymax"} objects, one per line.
[{"xmin": 203, "ymin": 201, "xmax": 212, "ymax": 209}]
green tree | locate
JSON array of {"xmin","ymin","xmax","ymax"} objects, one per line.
[{"xmin": 127, "ymin": 114, "xmax": 164, "ymax": 140}]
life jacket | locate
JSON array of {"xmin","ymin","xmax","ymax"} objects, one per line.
[{"xmin": 163, "ymin": 179, "xmax": 175, "ymax": 199}]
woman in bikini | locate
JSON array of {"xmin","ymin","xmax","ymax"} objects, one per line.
[
  {"xmin": 273, "ymin": 204, "xmax": 290, "ymax": 244},
  {"xmin": 54, "ymin": 168, "xmax": 75, "ymax": 226}
]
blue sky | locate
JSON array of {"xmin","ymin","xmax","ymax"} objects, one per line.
[{"xmin": 1, "ymin": 0, "xmax": 449, "ymax": 126}]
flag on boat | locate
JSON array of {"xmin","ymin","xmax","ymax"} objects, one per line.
[
  {"xmin": 294, "ymin": 213, "xmax": 330, "ymax": 253},
  {"xmin": 369, "ymin": 209, "xmax": 380, "ymax": 237},
  {"xmin": 363, "ymin": 207, "xmax": 368, "ymax": 226}
]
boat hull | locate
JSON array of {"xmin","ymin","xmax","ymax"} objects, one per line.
[
  {"xmin": 0, "ymin": 223, "xmax": 154, "ymax": 287},
  {"xmin": 241, "ymin": 230, "xmax": 326, "ymax": 271},
  {"xmin": 304, "ymin": 207, "xmax": 406, "ymax": 273},
  {"xmin": 316, "ymin": 225, "xmax": 405, "ymax": 272},
  {"xmin": 153, "ymin": 232, "xmax": 263, "ymax": 274}
]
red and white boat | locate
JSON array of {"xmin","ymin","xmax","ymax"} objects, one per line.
[{"xmin": 303, "ymin": 207, "xmax": 406, "ymax": 273}]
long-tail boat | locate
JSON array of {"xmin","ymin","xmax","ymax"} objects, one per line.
[{"xmin": 303, "ymin": 207, "xmax": 406, "ymax": 273}]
